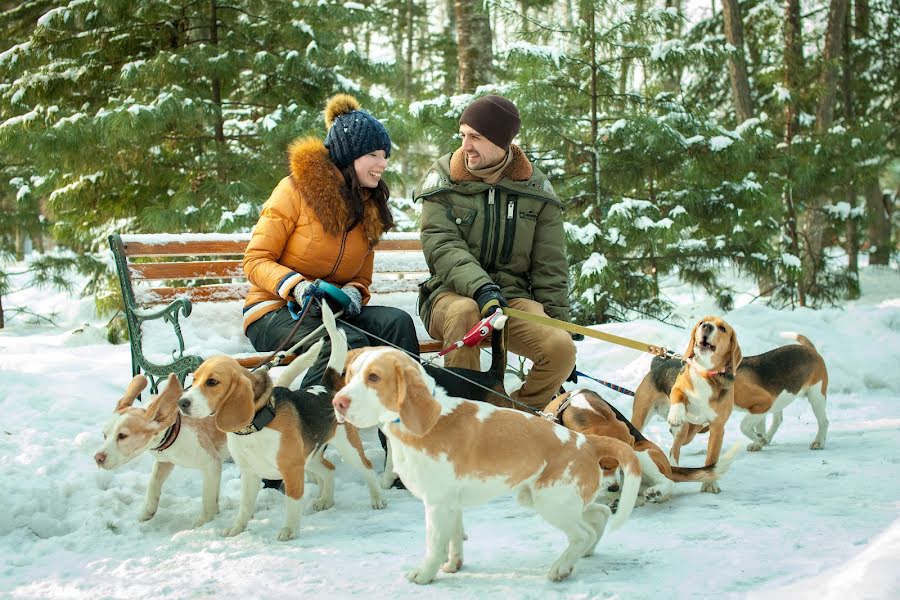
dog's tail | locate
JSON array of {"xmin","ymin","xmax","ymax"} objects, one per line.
[
  {"xmin": 275, "ymin": 339, "xmax": 326, "ymax": 389},
  {"xmin": 780, "ymin": 331, "xmax": 817, "ymax": 350},
  {"xmin": 586, "ymin": 434, "xmax": 640, "ymax": 531},
  {"xmin": 669, "ymin": 442, "xmax": 742, "ymax": 483},
  {"xmin": 320, "ymin": 300, "xmax": 348, "ymax": 391}
]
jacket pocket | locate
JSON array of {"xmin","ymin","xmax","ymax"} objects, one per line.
[{"xmin": 446, "ymin": 205, "xmax": 477, "ymax": 227}]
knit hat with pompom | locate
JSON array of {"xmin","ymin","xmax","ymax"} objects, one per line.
[{"xmin": 323, "ymin": 94, "xmax": 392, "ymax": 169}]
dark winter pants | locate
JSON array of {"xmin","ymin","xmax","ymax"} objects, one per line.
[{"xmin": 246, "ymin": 304, "xmax": 420, "ymax": 388}]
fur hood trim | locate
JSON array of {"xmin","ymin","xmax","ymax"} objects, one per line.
[
  {"xmin": 287, "ymin": 137, "xmax": 384, "ymax": 243},
  {"xmin": 449, "ymin": 144, "xmax": 533, "ymax": 183}
]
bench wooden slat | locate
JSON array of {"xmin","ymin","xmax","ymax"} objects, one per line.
[
  {"xmin": 124, "ymin": 239, "xmax": 247, "ymax": 257},
  {"xmin": 131, "ymin": 260, "xmax": 427, "ymax": 282},
  {"xmin": 142, "ymin": 284, "xmax": 248, "ymax": 303},
  {"xmin": 122, "ymin": 236, "xmax": 423, "ymax": 258},
  {"xmin": 130, "ymin": 261, "xmax": 245, "ymax": 280}
]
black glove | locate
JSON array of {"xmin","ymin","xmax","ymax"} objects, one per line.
[
  {"xmin": 474, "ymin": 283, "xmax": 508, "ymax": 317},
  {"xmin": 571, "ymin": 332, "xmax": 585, "ymax": 341},
  {"xmin": 566, "ymin": 366, "xmax": 579, "ymax": 384}
]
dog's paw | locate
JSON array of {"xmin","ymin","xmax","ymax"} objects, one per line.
[
  {"xmin": 277, "ymin": 527, "xmax": 295, "ymax": 541},
  {"xmin": 667, "ymin": 404, "xmax": 686, "ymax": 427},
  {"xmin": 312, "ymin": 497, "xmax": 335, "ymax": 512},
  {"xmin": 747, "ymin": 441, "xmax": 764, "ymax": 452},
  {"xmin": 547, "ymin": 560, "xmax": 574, "ymax": 582},
  {"xmin": 406, "ymin": 567, "xmax": 436, "ymax": 585},
  {"xmin": 643, "ymin": 487, "xmax": 668, "ymax": 504},
  {"xmin": 138, "ymin": 509, "xmax": 156, "ymax": 522},
  {"xmin": 223, "ymin": 525, "xmax": 245, "ymax": 537},
  {"xmin": 192, "ymin": 513, "xmax": 215, "ymax": 529},
  {"xmin": 371, "ymin": 495, "xmax": 387, "ymax": 510},
  {"xmin": 441, "ymin": 557, "xmax": 463, "ymax": 573},
  {"xmin": 809, "ymin": 440, "xmax": 825, "ymax": 450},
  {"xmin": 380, "ymin": 474, "xmax": 397, "ymax": 490},
  {"xmin": 700, "ymin": 481, "xmax": 720, "ymax": 494}
]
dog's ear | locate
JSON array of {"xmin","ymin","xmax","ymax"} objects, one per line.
[
  {"xmin": 116, "ymin": 375, "xmax": 148, "ymax": 412},
  {"xmin": 215, "ymin": 372, "xmax": 256, "ymax": 433},
  {"xmin": 683, "ymin": 320, "xmax": 702, "ymax": 360},
  {"xmin": 396, "ymin": 360, "xmax": 441, "ymax": 437},
  {"xmin": 147, "ymin": 373, "xmax": 183, "ymax": 424},
  {"xmin": 729, "ymin": 330, "xmax": 743, "ymax": 373},
  {"xmin": 344, "ymin": 348, "xmax": 367, "ymax": 383}
]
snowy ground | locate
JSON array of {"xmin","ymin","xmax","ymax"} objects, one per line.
[{"xmin": 1, "ymin": 261, "xmax": 899, "ymax": 599}]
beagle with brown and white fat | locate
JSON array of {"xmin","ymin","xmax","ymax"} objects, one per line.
[
  {"xmin": 544, "ymin": 389, "xmax": 739, "ymax": 506},
  {"xmin": 179, "ymin": 302, "xmax": 385, "ymax": 541},
  {"xmin": 631, "ymin": 316, "xmax": 742, "ymax": 493},
  {"xmin": 333, "ymin": 347, "xmax": 641, "ymax": 584},
  {"xmin": 94, "ymin": 373, "xmax": 228, "ymax": 528}
]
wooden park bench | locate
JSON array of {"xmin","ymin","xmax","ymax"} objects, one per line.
[{"xmin": 109, "ymin": 232, "xmax": 442, "ymax": 392}]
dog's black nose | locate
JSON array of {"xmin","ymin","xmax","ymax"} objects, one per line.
[
  {"xmin": 701, "ymin": 322, "xmax": 713, "ymax": 333},
  {"xmin": 178, "ymin": 398, "xmax": 191, "ymax": 413},
  {"xmin": 608, "ymin": 483, "xmax": 620, "ymax": 493}
]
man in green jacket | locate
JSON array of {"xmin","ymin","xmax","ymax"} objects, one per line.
[{"xmin": 415, "ymin": 95, "xmax": 576, "ymax": 410}]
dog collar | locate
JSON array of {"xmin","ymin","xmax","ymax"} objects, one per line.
[
  {"xmin": 233, "ymin": 391, "xmax": 277, "ymax": 435},
  {"xmin": 684, "ymin": 357, "xmax": 728, "ymax": 378},
  {"xmin": 153, "ymin": 412, "xmax": 182, "ymax": 452}
]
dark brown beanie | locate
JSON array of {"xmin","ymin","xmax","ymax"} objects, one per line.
[{"xmin": 459, "ymin": 95, "xmax": 521, "ymax": 150}]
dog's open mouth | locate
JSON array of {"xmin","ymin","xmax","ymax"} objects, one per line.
[{"xmin": 697, "ymin": 339, "xmax": 716, "ymax": 352}]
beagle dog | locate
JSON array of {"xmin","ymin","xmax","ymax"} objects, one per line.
[
  {"xmin": 95, "ymin": 373, "xmax": 228, "ymax": 528},
  {"xmin": 354, "ymin": 328, "xmax": 510, "ymax": 489},
  {"xmin": 544, "ymin": 389, "xmax": 739, "ymax": 505},
  {"xmin": 735, "ymin": 332, "xmax": 829, "ymax": 451},
  {"xmin": 179, "ymin": 302, "xmax": 385, "ymax": 541},
  {"xmin": 681, "ymin": 333, "xmax": 829, "ymax": 451},
  {"xmin": 333, "ymin": 348, "xmax": 641, "ymax": 584},
  {"xmin": 631, "ymin": 316, "xmax": 742, "ymax": 493}
]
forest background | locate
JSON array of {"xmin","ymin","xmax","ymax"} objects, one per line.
[{"xmin": 1, "ymin": 0, "xmax": 897, "ymax": 336}]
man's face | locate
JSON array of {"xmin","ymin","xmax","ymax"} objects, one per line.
[{"xmin": 459, "ymin": 124, "xmax": 507, "ymax": 170}]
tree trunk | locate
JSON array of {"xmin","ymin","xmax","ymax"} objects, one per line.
[
  {"xmin": 721, "ymin": 0, "xmax": 753, "ymax": 123},
  {"xmin": 841, "ymin": 3, "xmax": 859, "ymax": 297},
  {"xmin": 662, "ymin": 0, "xmax": 683, "ymax": 92},
  {"xmin": 815, "ymin": 0, "xmax": 849, "ymax": 133},
  {"xmin": 779, "ymin": 0, "xmax": 805, "ymax": 304},
  {"xmin": 209, "ymin": 0, "xmax": 225, "ymax": 146},
  {"xmin": 619, "ymin": 0, "xmax": 645, "ymax": 102},
  {"xmin": 783, "ymin": 0, "xmax": 802, "ymax": 140},
  {"xmin": 454, "ymin": 0, "xmax": 493, "ymax": 92},
  {"xmin": 0, "ymin": 293, "xmax": 4, "ymax": 329},
  {"xmin": 442, "ymin": 0, "xmax": 458, "ymax": 95},
  {"xmin": 865, "ymin": 180, "xmax": 892, "ymax": 265},
  {"xmin": 800, "ymin": 0, "xmax": 849, "ymax": 298}
]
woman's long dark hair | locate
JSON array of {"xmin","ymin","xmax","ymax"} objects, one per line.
[{"xmin": 340, "ymin": 164, "xmax": 394, "ymax": 234}]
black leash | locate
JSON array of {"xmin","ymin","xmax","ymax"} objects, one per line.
[
  {"xmin": 336, "ymin": 318, "xmax": 545, "ymax": 417},
  {"xmin": 574, "ymin": 370, "xmax": 636, "ymax": 397}
]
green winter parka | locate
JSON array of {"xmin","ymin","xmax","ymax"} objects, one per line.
[{"xmin": 415, "ymin": 145, "xmax": 571, "ymax": 330}]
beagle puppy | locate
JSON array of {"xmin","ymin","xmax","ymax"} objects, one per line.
[
  {"xmin": 94, "ymin": 373, "xmax": 228, "ymax": 528},
  {"xmin": 333, "ymin": 348, "xmax": 641, "ymax": 584},
  {"xmin": 544, "ymin": 389, "xmax": 739, "ymax": 505},
  {"xmin": 179, "ymin": 302, "xmax": 385, "ymax": 541},
  {"xmin": 631, "ymin": 316, "xmax": 742, "ymax": 493}
]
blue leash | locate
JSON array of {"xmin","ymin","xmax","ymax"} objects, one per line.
[{"xmin": 574, "ymin": 370, "xmax": 636, "ymax": 397}]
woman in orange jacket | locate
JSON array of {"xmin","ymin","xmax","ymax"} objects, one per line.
[{"xmin": 243, "ymin": 94, "xmax": 419, "ymax": 388}]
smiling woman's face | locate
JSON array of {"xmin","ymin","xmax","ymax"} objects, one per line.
[{"xmin": 353, "ymin": 150, "xmax": 388, "ymax": 188}]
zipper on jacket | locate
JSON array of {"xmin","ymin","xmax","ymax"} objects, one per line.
[
  {"xmin": 324, "ymin": 230, "xmax": 350, "ymax": 280},
  {"xmin": 487, "ymin": 188, "xmax": 503, "ymax": 271},
  {"xmin": 479, "ymin": 187, "xmax": 495, "ymax": 266},
  {"xmin": 500, "ymin": 195, "xmax": 518, "ymax": 265}
]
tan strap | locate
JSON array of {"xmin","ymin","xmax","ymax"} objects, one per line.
[{"xmin": 501, "ymin": 307, "xmax": 675, "ymax": 357}]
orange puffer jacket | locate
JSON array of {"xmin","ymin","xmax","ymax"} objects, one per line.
[{"xmin": 242, "ymin": 137, "xmax": 385, "ymax": 331}]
